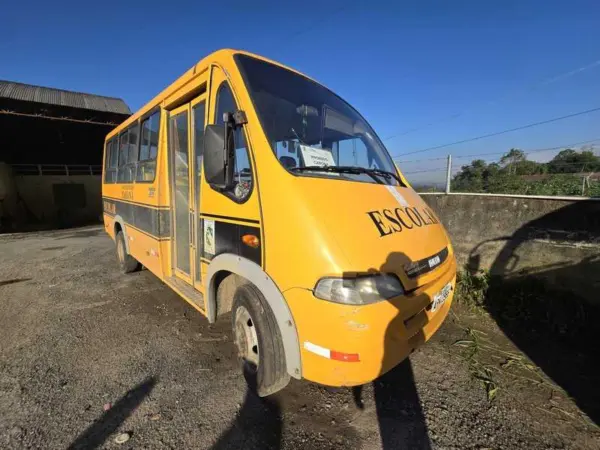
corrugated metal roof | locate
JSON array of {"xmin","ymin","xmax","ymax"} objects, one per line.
[{"xmin": 0, "ymin": 80, "xmax": 131, "ymax": 115}]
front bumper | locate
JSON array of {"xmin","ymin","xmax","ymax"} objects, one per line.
[{"xmin": 284, "ymin": 258, "xmax": 456, "ymax": 386}]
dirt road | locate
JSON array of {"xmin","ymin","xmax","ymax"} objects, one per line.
[{"xmin": 0, "ymin": 227, "xmax": 598, "ymax": 449}]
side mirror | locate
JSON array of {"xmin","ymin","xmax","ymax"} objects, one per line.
[
  {"xmin": 204, "ymin": 124, "xmax": 234, "ymax": 189},
  {"xmin": 203, "ymin": 110, "xmax": 247, "ymax": 190}
]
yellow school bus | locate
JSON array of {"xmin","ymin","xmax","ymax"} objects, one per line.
[{"xmin": 102, "ymin": 49, "xmax": 456, "ymax": 396}]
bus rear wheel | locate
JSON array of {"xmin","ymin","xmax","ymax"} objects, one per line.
[
  {"xmin": 232, "ymin": 283, "xmax": 290, "ymax": 397},
  {"xmin": 116, "ymin": 230, "xmax": 140, "ymax": 274}
]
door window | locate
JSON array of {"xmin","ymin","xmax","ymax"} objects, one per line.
[
  {"xmin": 215, "ymin": 82, "xmax": 253, "ymax": 201},
  {"xmin": 170, "ymin": 111, "xmax": 190, "ymax": 275}
]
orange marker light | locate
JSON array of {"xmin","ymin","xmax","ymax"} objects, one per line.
[
  {"xmin": 330, "ymin": 350, "xmax": 360, "ymax": 362},
  {"xmin": 242, "ymin": 234, "xmax": 260, "ymax": 248}
]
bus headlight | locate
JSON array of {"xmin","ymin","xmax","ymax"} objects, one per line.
[{"xmin": 314, "ymin": 274, "xmax": 404, "ymax": 305}]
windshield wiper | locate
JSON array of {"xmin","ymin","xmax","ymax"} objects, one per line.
[
  {"xmin": 291, "ymin": 165, "xmax": 405, "ymax": 186},
  {"xmin": 292, "ymin": 165, "xmax": 381, "ymax": 181},
  {"xmin": 364, "ymin": 168, "xmax": 406, "ymax": 186}
]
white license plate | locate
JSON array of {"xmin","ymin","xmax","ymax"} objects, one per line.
[{"xmin": 431, "ymin": 282, "xmax": 452, "ymax": 312}]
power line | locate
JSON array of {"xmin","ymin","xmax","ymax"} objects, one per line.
[
  {"xmin": 404, "ymin": 160, "xmax": 599, "ymax": 176},
  {"xmin": 393, "ymin": 106, "xmax": 600, "ymax": 158},
  {"xmin": 393, "ymin": 137, "xmax": 600, "ymax": 163},
  {"xmin": 382, "ymin": 57, "xmax": 600, "ymax": 141},
  {"xmin": 404, "ymin": 168, "xmax": 447, "ymax": 175}
]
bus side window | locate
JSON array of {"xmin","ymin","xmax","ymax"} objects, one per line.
[
  {"xmin": 104, "ymin": 139, "xmax": 118, "ymax": 183},
  {"xmin": 137, "ymin": 111, "xmax": 160, "ymax": 182},
  {"xmin": 215, "ymin": 83, "xmax": 252, "ymax": 201},
  {"xmin": 117, "ymin": 123, "xmax": 140, "ymax": 183},
  {"xmin": 118, "ymin": 129, "xmax": 130, "ymax": 183}
]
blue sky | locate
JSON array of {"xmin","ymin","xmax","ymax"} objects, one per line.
[{"xmin": 3, "ymin": 0, "xmax": 600, "ymax": 184}]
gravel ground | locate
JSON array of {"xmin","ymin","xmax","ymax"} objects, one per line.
[{"xmin": 0, "ymin": 226, "xmax": 598, "ymax": 449}]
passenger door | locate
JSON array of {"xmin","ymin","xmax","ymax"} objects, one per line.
[{"xmin": 168, "ymin": 94, "xmax": 207, "ymax": 288}]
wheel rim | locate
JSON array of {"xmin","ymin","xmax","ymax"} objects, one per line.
[
  {"xmin": 117, "ymin": 238, "xmax": 125, "ymax": 263},
  {"xmin": 234, "ymin": 305, "xmax": 259, "ymax": 371}
]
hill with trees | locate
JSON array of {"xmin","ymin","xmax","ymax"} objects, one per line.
[{"xmin": 452, "ymin": 148, "xmax": 600, "ymax": 196}]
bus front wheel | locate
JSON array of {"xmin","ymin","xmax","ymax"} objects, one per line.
[
  {"xmin": 116, "ymin": 230, "xmax": 140, "ymax": 274},
  {"xmin": 232, "ymin": 283, "xmax": 290, "ymax": 397}
]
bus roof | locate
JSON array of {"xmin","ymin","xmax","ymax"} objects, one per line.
[{"xmin": 106, "ymin": 49, "xmax": 316, "ymax": 140}]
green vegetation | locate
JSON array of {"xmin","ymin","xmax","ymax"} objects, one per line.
[
  {"xmin": 454, "ymin": 269, "xmax": 597, "ymax": 339},
  {"xmin": 452, "ymin": 148, "xmax": 600, "ymax": 196}
]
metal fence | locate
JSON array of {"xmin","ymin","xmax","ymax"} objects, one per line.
[{"xmin": 11, "ymin": 164, "xmax": 102, "ymax": 176}]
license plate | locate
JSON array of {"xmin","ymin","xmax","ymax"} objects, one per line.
[{"xmin": 431, "ymin": 282, "xmax": 452, "ymax": 312}]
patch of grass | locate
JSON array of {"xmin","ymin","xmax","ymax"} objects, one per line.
[
  {"xmin": 453, "ymin": 325, "xmax": 559, "ymax": 404},
  {"xmin": 454, "ymin": 267, "xmax": 599, "ymax": 342},
  {"xmin": 453, "ymin": 328, "xmax": 499, "ymax": 402}
]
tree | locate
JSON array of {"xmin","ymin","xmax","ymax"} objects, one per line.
[
  {"xmin": 547, "ymin": 149, "xmax": 600, "ymax": 173},
  {"xmin": 452, "ymin": 159, "xmax": 487, "ymax": 192},
  {"xmin": 500, "ymin": 148, "xmax": 526, "ymax": 175}
]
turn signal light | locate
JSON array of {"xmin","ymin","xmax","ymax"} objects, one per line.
[{"xmin": 242, "ymin": 234, "xmax": 260, "ymax": 248}]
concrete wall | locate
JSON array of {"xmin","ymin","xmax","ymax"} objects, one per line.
[
  {"xmin": 422, "ymin": 194, "xmax": 600, "ymax": 304},
  {"xmin": 0, "ymin": 163, "xmax": 102, "ymax": 231}
]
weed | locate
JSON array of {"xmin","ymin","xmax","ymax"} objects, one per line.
[
  {"xmin": 454, "ymin": 267, "xmax": 599, "ymax": 343},
  {"xmin": 454, "ymin": 269, "xmax": 489, "ymax": 308},
  {"xmin": 453, "ymin": 328, "xmax": 499, "ymax": 402}
]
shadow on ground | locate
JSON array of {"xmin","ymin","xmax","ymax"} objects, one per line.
[
  {"xmin": 468, "ymin": 201, "xmax": 600, "ymax": 424},
  {"xmin": 54, "ymin": 228, "xmax": 103, "ymax": 240},
  {"xmin": 353, "ymin": 360, "xmax": 431, "ymax": 449},
  {"xmin": 68, "ymin": 376, "xmax": 156, "ymax": 450},
  {"xmin": 0, "ymin": 278, "xmax": 32, "ymax": 287},
  {"xmin": 213, "ymin": 251, "xmax": 441, "ymax": 449},
  {"xmin": 210, "ymin": 372, "xmax": 282, "ymax": 449},
  {"xmin": 346, "ymin": 251, "xmax": 440, "ymax": 449}
]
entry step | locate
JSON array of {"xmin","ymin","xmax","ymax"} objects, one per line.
[{"xmin": 165, "ymin": 276, "xmax": 205, "ymax": 311}]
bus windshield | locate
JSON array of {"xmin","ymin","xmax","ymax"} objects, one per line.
[{"xmin": 235, "ymin": 54, "xmax": 400, "ymax": 185}]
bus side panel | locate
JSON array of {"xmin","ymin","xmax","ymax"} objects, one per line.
[
  {"xmin": 103, "ymin": 213, "xmax": 116, "ymax": 240},
  {"xmin": 125, "ymin": 225, "xmax": 163, "ymax": 277}
]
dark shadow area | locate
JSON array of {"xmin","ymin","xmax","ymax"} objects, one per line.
[
  {"xmin": 353, "ymin": 360, "xmax": 431, "ymax": 449},
  {"xmin": 210, "ymin": 372, "xmax": 282, "ymax": 449},
  {"xmin": 42, "ymin": 246, "xmax": 66, "ymax": 251},
  {"xmin": 468, "ymin": 201, "xmax": 600, "ymax": 424},
  {"xmin": 0, "ymin": 278, "xmax": 32, "ymax": 287},
  {"xmin": 68, "ymin": 376, "xmax": 156, "ymax": 450},
  {"xmin": 54, "ymin": 228, "xmax": 102, "ymax": 240},
  {"xmin": 350, "ymin": 251, "xmax": 438, "ymax": 449}
]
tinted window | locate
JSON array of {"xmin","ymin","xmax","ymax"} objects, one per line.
[
  {"xmin": 215, "ymin": 83, "xmax": 252, "ymax": 201},
  {"xmin": 118, "ymin": 125, "xmax": 137, "ymax": 183},
  {"xmin": 128, "ymin": 123, "xmax": 139, "ymax": 163},
  {"xmin": 119, "ymin": 130, "xmax": 129, "ymax": 168},
  {"xmin": 137, "ymin": 111, "xmax": 160, "ymax": 182},
  {"xmin": 109, "ymin": 139, "xmax": 119, "ymax": 168},
  {"xmin": 104, "ymin": 139, "xmax": 117, "ymax": 183}
]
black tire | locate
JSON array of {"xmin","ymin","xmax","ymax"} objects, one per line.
[
  {"xmin": 232, "ymin": 283, "xmax": 290, "ymax": 397},
  {"xmin": 115, "ymin": 230, "xmax": 140, "ymax": 274}
]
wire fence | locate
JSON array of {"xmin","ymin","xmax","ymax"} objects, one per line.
[{"xmin": 396, "ymin": 148, "xmax": 600, "ymax": 198}]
